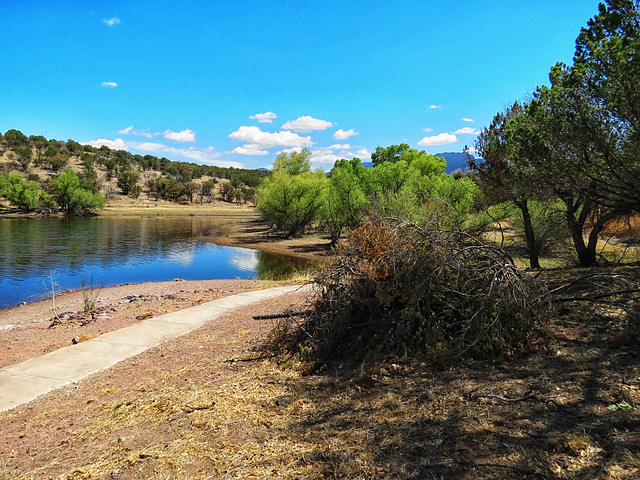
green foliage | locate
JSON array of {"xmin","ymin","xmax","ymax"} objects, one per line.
[
  {"xmin": 0, "ymin": 172, "xmax": 53, "ymax": 211},
  {"xmin": 200, "ymin": 179, "xmax": 217, "ymax": 203},
  {"xmin": 477, "ymin": 1, "xmax": 640, "ymax": 267},
  {"xmin": 370, "ymin": 143, "xmax": 410, "ymax": 166},
  {"xmin": 54, "ymin": 168, "xmax": 104, "ymax": 213},
  {"xmin": 117, "ymin": 169, "xmax": 140, "ymax": 196},
  {"xmin": 3, "ymin": 129, "xmax": 29, "ymax": 148},
  {"xmin": 273, "ymin": 148, "xmax": 312, "ymax": 175},
  {"xmin": 286, "ymin": 217, "xmax": 551, "ymax": 368},
  {"xmin": 512, "ymin": 199, "xmax": 570, "ymax": 256},
  {"xmin": 322, "ymin": 158, "xmax": 370, "ymax": 243},
  {"xmin": 257, "ymin": 169, "xmax": 328, "ymax": 237}
]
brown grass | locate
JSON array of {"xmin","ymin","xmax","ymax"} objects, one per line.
[{"xmin": 1, "ymin": 269, "xmax": 639, "ymax": 479}]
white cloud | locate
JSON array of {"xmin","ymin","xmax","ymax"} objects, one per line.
[
  {"xmin": 163, "ymin": 128, "xmax": 196, "ymax": 142},
  {"xmin": 311, "ymin": 151, "xmax": 343, "ymax": 165},
  {"xmin": 356, "ymin": 148, "xmax": 372, "ymax": 159},
  {"xmin": 250, "ymin": 111, "xmax": 277, "ymax": 124},
  {"xmin": 418, "ymin": 132, "xmax": 458, "ymax": 147},
  {"xmin": 82, "ymin": 138, "xmax": 129, "ymax": 150},
  {"xmin": 101, "ymin": 81, "xmax": 118, "ymax": 88},
  {"xmin": 428, "ymin": 105, "xmax": 441, "ymax": 109},
  {"xmin": 461, "ymin": 117, "xmax": 474, "ymax": 123},
  {"xmin": 333, "ymin": 128, "xmax": 358, "ymax": 140},
  {"xmin": 423, "ymin": 127, "xmax": 433, "ymax": 133},
  {"xmin": 132, "ymin": 142, "xmax": 242, "ymax": 167},
  {"xmin": 454, "ymin": 127, "xmax": 480, "ymax": 135},
  {"xmin": 228, "ymin": 125, "xmax": 313, "ymax": 149},
  {"xmin": 103, "ymin": 17, "xmax": 121, "ymax": 27},
  {"xmin": 231, "ymin": 145, "xmax": 269, "ymax": 156},
  {"xmin": 119, "ymin": 126, "xmax": 156, "ymax": 139},
  {"xmin": 82, "ymin": 138, "xmax": 242, "ymax": 168},
  {"xmin": 308, "ymin": 144, "xmax": 364, "ymax": 166},
  {"xmin": 282, "ymin": 116, "xmax": 332, "ymax": 133}
]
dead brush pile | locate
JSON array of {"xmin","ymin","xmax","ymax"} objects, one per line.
[{"xmin": 276, "ymin": 216, "xmax": 553, "ymax": 369}]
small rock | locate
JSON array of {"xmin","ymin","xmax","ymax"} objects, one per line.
[
  {"xmin": 416, "ymin": 390, "xmax": 436, "ymax": 403},
  {"xmin": 72, "ymin": 336, "xmax": 80, "ymax": 344},
  {"xmin": 276, "ymin": 395, "xmax": 292, "ymax": 407}
]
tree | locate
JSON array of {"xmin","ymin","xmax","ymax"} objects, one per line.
[
  {"xmin": 322, "ymin": 158, "xmax": 370, "ymax": 244},
  {"xmin": 471, "ymin": 102, "xmax": 546, "ymax": 269},
  {"xmin": 370, "ymin": 143, "xmax": 410, "ymax": 166},
  {"xmin": 117, "ymin": 169, "xmax": 140, "ymax": 196},
  {"xmin": 508, "ymin": 0, "xmax": 640, "ymax": 266},
  {"xmin": 272, "ymin": 148, "xmax": 312, "ymax": 175},
  {"xmin": 257, "ymin": 169, "xmax": 327, "ymax": 237},
  {"xmin": 0, "ymin": 173, "xmax": 53, "ymax": 211},
  {"xmin": 54, "ymin": 168, "xmax": 104, "ymax": 213},
  {"xmin": 200, "ymin": 179, "xmax": 217, "ymax": 204},
  {"xmin": 3, "ymin": 129, "xmax": 29, "ymax": 148}
]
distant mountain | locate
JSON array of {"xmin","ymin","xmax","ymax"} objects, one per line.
[
  {"xmin": 435, "ymin": 152, "xmax": 475, "ymax": 174},
  {"xmin": 360, "ymin": 152, "xmax": 475, "ymax": 174}
]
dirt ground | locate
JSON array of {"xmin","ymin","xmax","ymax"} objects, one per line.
[{"xmin": 1, "ymin": 211, "xmax": 639, "ymax": 479}]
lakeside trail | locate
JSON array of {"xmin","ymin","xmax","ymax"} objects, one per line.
[
  {"xmin": 0, "ymin": 284, "xmax": 310, "ymax": 413},
  {"xmin": 1, "ymin": 208, "xmax": 639, "ymax": 478}
]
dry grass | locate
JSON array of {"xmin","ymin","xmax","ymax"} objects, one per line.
[{"xmin": 1, "ymin": 269, "xmax": 639, "ymax": 479}]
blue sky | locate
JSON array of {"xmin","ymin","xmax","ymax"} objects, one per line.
[{"xmin": 1, "ymin": 1, "xmax": 599, "ymax": 170}]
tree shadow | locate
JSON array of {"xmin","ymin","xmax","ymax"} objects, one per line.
[{"xmin": 276, "ymin": 314, "xmax": 640, "ymax": 479}]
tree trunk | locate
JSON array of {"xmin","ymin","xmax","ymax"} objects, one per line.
[
  {"xmin": 516, "ymin": 200, "xmax": 540, "ymax": 269},
  {"xmin": 563, "ymin": 197, "xmax": 594, "ymax": 267}
]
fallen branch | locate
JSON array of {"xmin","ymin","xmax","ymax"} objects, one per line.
[
  {"xmin": 252, "ymin": 310, "xmax": 313, "ymax": 320},
  {"xmin": 169, "ymin": 401, "xmax": 216, "ymax": 421},
  {"xmin": 476, "ymin": 386, "xmax": 534, "ymax": 403}
]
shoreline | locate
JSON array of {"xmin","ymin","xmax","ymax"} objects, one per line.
[{"xmin": 1, "ymin": 207, "xmax": 332, "ymax": 313}]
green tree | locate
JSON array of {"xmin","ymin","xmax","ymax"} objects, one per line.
[
  {"xmin": 1, "ymin": 173, "xmax": 53, "ymax": 211},
  {"xmin": 200, "ymin": 179, "xmax": 217, "ymax": 203},
  {"xmin": 272, "ymin": 148, "xmax": 313, "ymax": 175},
  {"xmin": 54, "ymin": 168, "xmax": 104, "ymax": 213},
  {"xmin": 471, "ymin": 102, "xmax": 547, "ymax": 268},
  {"xmin": 322, "ymin": 158, "xmax": 370, "ymax": 244},
  {"xmin": 257, "ymin": 169, "xmax": 327, "ymax": 237},
  {"xmin": 3, "ymin": 129, "xmax": 29, "ymax": 148},
  {"xmin": 370, "ymin": 143, "xmax": 410, "ymax": 166},
  {"xmin": 507, "ymin": 0, "xmax": 640, "ymax": 266},
  {"xmin": 117, "ymin": 169, "xmax": 140, "ymax": 196}
]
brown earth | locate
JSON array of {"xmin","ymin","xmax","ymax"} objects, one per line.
[{"xmin": 1, "ymin": 209, "xmax": 639, "ymax": 479}]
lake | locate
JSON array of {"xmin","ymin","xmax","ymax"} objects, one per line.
[{"xmin": 0, "ymin": 216, "xmax": 316, "ymax": 309}]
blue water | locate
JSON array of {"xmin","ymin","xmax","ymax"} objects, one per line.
[{"xmin": 0, "ymin": 216, "xmax": 314, "ymax": 309}]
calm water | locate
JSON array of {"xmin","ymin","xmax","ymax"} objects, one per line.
[{"xmin": 0, "ymin": 216, "xmax": 316, "ymax": 309}]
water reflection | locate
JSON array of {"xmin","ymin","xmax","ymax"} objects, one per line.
[{"xmin": 0, "ymin": 216, "xmax": 318, "ymax": 309}]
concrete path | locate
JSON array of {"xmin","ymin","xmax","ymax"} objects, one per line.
[{"xmin": 0, "ymin": 284, "xmax": 308, "ymax": 414}]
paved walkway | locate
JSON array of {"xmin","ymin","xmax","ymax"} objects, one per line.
[{"xmin": 0, "ymin": 284, "xmax": 308, "ymax": 413}]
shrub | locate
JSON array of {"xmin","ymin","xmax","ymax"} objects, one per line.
[{"xmin": 286, "ymin": 216, "xmax": 552, "ymax": 369}]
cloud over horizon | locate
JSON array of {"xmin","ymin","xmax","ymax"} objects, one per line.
[
  {"xmin": 418, "ymin": 132, "xmax": 457, "ymax": 147},
  {"xmin": 82, "ymin": 138, "xmax": 128, "ymax": 150},
  {"xmin": 282, "ymin": 116, "xmax": 332, "ymax": 133},
  {"xmin": 82, "ymin": 138, "xmax": 243, "ymax": 168},
  {"xmin": 101, "ymin": 82, "xmax": 118, "ymax": 88},
  {"xmin": 228, "ymin": 125, "xmax": 313, "ymax": 153},
  {"xmin": 163, "ymin": 128, "xmax": 196, "ymax": 142},
  {"xmin": 454, "ymin": 127, "xmax": 480, "ymax": 135}
]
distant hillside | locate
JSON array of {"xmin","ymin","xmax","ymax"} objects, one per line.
[
  {"xmin": 0, "ymin": 129, "xmax": 268, "ymax": 212},
  {"xmin": 436, "ymin": 152, "xmax": 475, "ymax": 174}
]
